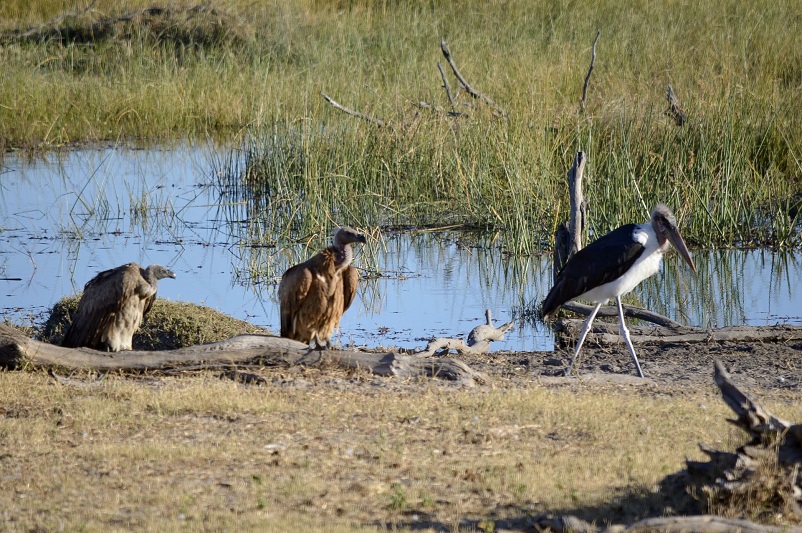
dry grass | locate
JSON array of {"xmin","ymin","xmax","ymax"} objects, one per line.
[{"xmin": 2, "ymin": 366, "xmax": 799, "ymax": 532}]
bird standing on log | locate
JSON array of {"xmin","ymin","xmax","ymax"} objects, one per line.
[
  {"xmin": 541, "ymin": 204, "xmax": 696, "ymax": 377},
  {"xmin": 278, "ymin": 226, "xmax": 367, "ymax": 349},
  {"xmin": 61, "ymin": 263, "xmax": 176, "ymax": 352}
]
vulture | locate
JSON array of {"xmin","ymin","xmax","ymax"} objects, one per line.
[
  {"xmin": 61, "ymin": 263, "xmax": 176, "ymax": 352},
  {"xmin": 278, "ymin": 226, "xmax": 367, "ymax": 349}
]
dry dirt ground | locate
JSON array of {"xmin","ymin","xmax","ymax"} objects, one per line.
[{"xmin": 459, "ymin": 340, "xmax": 802, "ymax": 394}]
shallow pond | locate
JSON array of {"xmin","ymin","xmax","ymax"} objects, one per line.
[{"xmin": 1, "ymin": 143, "xmax": 800, "ymax": 352}]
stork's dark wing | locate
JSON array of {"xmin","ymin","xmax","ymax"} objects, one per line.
[
  {"xmin": 61, "ymin": 264, "xmax": 136, "ymax": 348},
  {"xmin": 541, "ymin": 224, "xmax": 644, "ymax": 318}
]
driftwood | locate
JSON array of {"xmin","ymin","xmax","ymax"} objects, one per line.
[
  {"xmin": 686, "ymin": 361, "xmax": 802, "ymax": 525},
  {"xmin": 321, "ymin": 93, "xmax": 390, "ymax": 128},
  {"xmin": 417, "ymin": 309, "xmax": 513, "ymax": 357},
  {"xmin": 532, "ymin": 514, "xmax": 798, "ymax": 533},
  {"xmin": 553, "ymin": 151, "xmax": 587, "ymax": 282},
  {"xmin": 567, "ymin": 151, "xmax": 587, "ymax": 256},
  {"xmin": 531, "ymin": 361, "xmax": 802, "ymax": 532},
  {"xmin": 556, "ymin": 319, "xmax": 802, "ymax": 345},
  {"xmin": 580, "ymin": 29, "xmax": 601, "ymax": 112},
  {"xmin": 560, "ymin": 301, "xmax": 683, "ymax": 328},
  {"xmin": 439, "ymin": 38, "xmax": 505, "ymax": 117},
  {"xmin": 0, "ymin": 323, "xmax": 488, "ymax": 386}
]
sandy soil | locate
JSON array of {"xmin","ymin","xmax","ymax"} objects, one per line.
[{"xmin": 454, "ymin": 339, "xmax": 802, "ymax": 394}]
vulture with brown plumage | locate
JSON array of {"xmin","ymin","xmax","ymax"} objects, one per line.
[
  {"xmin": 278, "ymin": 227, "xmax": 367, "ymax": 349},
  {"xmin": 61, "ymin": 263, "xmax": 176, "ymax": 352}
]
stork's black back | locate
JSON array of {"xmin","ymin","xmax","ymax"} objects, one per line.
[{"xmin": 541, "ymin": 223, "xmax": 645, "ymax": 318}]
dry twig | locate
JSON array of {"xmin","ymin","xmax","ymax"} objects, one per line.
[
  {"xmin": 321, "ymin": 93, "xmax": 390, "ymax": 128},
  {"xmin": 580, "ymin": 29, "xmax": 600, "ymax": 112},
  {"xmin": 440, "ymin": 38, "xmax": 505, "ymax": 117}
]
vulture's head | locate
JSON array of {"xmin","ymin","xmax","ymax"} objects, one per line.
[
  {"xmin": 334, "ymin": 226, "xmax": 367, "ymax": 247},
  {"xmin": 144, "ymin": 264, "xmax": 177, "ymax": 285}
]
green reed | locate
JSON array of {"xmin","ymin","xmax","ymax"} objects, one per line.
[{"xmin": 4, "ymin": 0, "xmax": 802, "ymax": 250}]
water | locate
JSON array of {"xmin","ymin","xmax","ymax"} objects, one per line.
[{"xmin": 1, "ymin": 143, "xmax": 800, "ymax": 352}]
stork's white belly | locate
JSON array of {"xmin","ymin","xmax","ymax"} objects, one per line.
[{"xmin": 580, "ymin": 249, "xmax": 664, "ymax": 303}]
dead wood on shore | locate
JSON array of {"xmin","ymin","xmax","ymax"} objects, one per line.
[
  {"xmin": 531, "ymin": 360, "xmax": 802, "ymax": 532},
  {"xmin": 556, "ymin": 319, "xmax": 802, "ymax": 345},
  {"xmin": 0, "ymin": 323, "xmax": 488, "ymax": 386}
]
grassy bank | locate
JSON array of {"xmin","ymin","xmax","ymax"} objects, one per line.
[
  {"xmin": 2, "ymin": 369, "xmax": 799, "ymax": 531},
  {"xmin": 2, "ymin": 1, "xmax": 801, "ymax": 250}
]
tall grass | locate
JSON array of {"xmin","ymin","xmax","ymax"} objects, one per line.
[{"xmin": 2, "ymin": 0, "xmax": 801, "ymax": 249}]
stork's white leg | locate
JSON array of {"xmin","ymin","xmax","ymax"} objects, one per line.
[
  {"xmin": 567, "ymin": 302, "xmax": 602, "ymax": 376},
  {"xmin": 616, "ymin": 297, "xmax": 644, "ymax": 378}
]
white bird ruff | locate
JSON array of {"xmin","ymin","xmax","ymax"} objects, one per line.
[{"xmin": 579, "ymin": 224, "xmax": 667, "ymax": 304}]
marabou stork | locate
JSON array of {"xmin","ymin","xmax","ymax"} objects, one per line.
[
  {"xmin": 278, "ymin": 226, "xmax": 367, "ymax": 349},
  {"xmin": 541, "ymin": 204, "xmax": 696, "ymax": 377}
]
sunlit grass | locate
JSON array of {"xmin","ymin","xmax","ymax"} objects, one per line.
[{"xmin": 3, "ymin": 369, "xmax": 798, "ymax": 531}]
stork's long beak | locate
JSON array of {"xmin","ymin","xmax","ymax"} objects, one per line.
[{"xmin": 666, "ymin": 227, "xmax": 696, "ymax": 272}]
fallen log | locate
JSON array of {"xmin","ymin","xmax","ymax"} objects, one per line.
[
  {"xmin": 556, "ymin": 320, "xmax": 802, "ymax": 345},
  {"xmin": 560, "ymin": 301, "xmax": 683, "ymax": 328},
  {"xmin": 417, "ymin": 308, "xmax": 513, "ymax": 357},
  {"xmin": 531, "ymin": 513, "xmax": 799, "ymax": 532},
  {"xmin": 0, "ymin": 323, "xmax": 488, "ymax": 386}
]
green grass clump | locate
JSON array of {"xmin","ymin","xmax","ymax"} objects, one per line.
[{"xmin": 41, "ymin": 296, "xmax": 269, "ymax": 349}]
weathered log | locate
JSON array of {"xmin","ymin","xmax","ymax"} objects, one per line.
[
  {"xmin": 531, "ymin": 513, "xmax": 797, "ymax": 533},
  {"xmin": 556, "ymin": 319, "xmax": 802, "ymax": 345},
  {"xmin": 531, "ymin": 362, "xmax": 802, "ymax": 532},
  {"xmin": 561, "ymin": 301, "xmax": 682, "ymax": 328},
  {"xmin": 439, "ymin": 38, "xmax": 504, "ymax": 116},
  {"xmin": 417, "ymin": 309, "xmax": 512, "ymax": 357},
  {"xmin": 684, "ymin": 361, "xmax": 802, "ymax": 524},
  {"xmin": 0, "ymin": 323, "xmax": 488, "ymax": 385},
  {"xmin": 665, "ymin": 82, "xmax": 686, "ymax": 126},
  {"xmin": 321, "ymin": 92, "xmax": 390, "ymax": 128},
  {"xmin": 553, "ymin": 151, "xmax": 588, "ymax": 283},
  {"xmin": 567, "ymin": 151, "xmax": 587, "ymax": 257}
]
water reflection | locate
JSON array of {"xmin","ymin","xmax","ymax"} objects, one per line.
[{"xmin": 0, "ymin": 144, "xmax": 800, "ymax": 352}]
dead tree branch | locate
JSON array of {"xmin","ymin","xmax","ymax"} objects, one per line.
[
  {"xmin": 532, "ymin": 513, "xmax": 797, "ymax": 533},
  {"xmin": 417, "ymin": 309, "xmax": 513, "ymax": 357},
  {"xmin": 556, "ymin": 320, "xmax": 802, "ymax": 345},
  {"xmin": 321, "ymin": 93, "xmax": 390, "ymax": 128},
  {"xmin": 554, "ymin": 151, "xmax": 587, "ymax": 281},
  {"xmin": 0, "ymin": 323, "xmax": 487, "ymax": 386},
  {"xmin": 8, "ymin": 0, "xmax": 98, "ymax": 40},
  {"xmin": 437, "ymin": 61, "xmax": 459, "ymax": 113},
  {"xmin": 665, "ymin": 83, "xmax": 686, "ymax": 126},
  {"xmin": 580, "ymin": 29, "xmax": 600, "ymax": 112},
  {"xmin": 567, "ymin": 151, "xmax": 587, "ymax": 255},
  {"xmin": 531, "ymin": 361, "xmax": 802, "ymax": 532},
  {"xmin": 440, "ymin": 38, "xmax": 505, "ymax": 117},
  {"xmin": 560, "ymin": 301, "xmax": 683, "ymax": 328}
]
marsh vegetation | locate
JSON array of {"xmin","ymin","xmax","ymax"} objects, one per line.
[
  {"xmin": 2, "ymin": 1, "xmax": 802, "ymax": 531},
  {"xmin": 1, "ymin": 0, "xmax": 800, "ymax": 252}
]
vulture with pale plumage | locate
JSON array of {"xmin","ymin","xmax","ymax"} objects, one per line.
[
  {"xmin": 278, "ymin": 226, "xmax": 367, "ymax": 349},
  {"xmin": 61, "ymin": 263, "xmax": 176, "ymax": 352}
]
